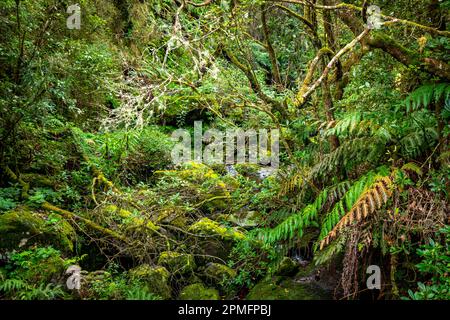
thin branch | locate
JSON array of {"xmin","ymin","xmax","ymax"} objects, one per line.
[
  {"xmin": 298, "ymin": 28, "xmax": 370, "ymax": 106},
  {"xmin": 268, "ymin": 0, "xmax": 450, "ymax": 37},
  {"xmin": 187, "ymin": 0, "xmax": 214, "ymax": 7}
]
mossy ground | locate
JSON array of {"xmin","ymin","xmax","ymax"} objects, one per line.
[
  {"xmin": 246, "ymin": 276, "xmax": 331, "ymax": 300},
  {"xmin": 178, "ymin": 283, "xmax": 220, "ymax": 300}
]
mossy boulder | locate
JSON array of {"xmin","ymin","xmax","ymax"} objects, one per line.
[
  {"xmin": 158, "ymin": 162, "xmax": 234, "ymax": 210},
  {"xmin": 103, "ymin": 205, "xmax": 159, "ymax": 233},
  {"xmin": 25, "ymin": 253, "xmax": 66, "ymax": 283},
  {"xmin": 188, "ymin": 218, "xmax": 244, "ymax": 261},
  {"xmin": 158, "ymin": 251, "xmax": 196, "ymax": 274},
  {"xmin": 21, "ymin": 173, "xmax": 58, "ymax": 188},
  {"xmin": 188, "ymin": 218, "xmax": 245, "ymax": 241},
  {"xmin": 234, "ymin": 164, "xmax": 260, "ymax": 178},
  {"xmin": 202, "ymin": 263, "xmax": 236, "ymax": 286},
  {"xmin": 0, "ymin": 206, "xmax": 75, "ymax": 252},
  {"xmin": 6, "ymin": 246, "xmax": 66, "ymax": 283},
  {"xmin": 223, "ymin": 211, "xmax": 259, "ymax": 228},
  {"xmin": 128, "ymin": 264, "xmax": 171, "ymax": 299},
  {"xmin": 246, "ymin": 276, "xmax": 330, "ymax": 300},
  {"xmin": 274, "ymin": 257, "xmax": 299, "ymax": 277},
  {"xmin": 178, "ymin": 283, "xmax": 220, "ymax": 300},
  {"xmin": 155, "ymin": 206, "xmax": 188, "ymax": 229}
]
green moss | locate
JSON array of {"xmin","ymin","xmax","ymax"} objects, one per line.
[
  {"xmin": 104, "ymin": 205, "xmax": 159, "ymax": 233},
  {"xmin": 246, "ymin": 276, "xmax": 330, "ymax": 300},
  {"xmin": 295, "ymin": 261, "xmax": 318, "ymax": 278},
  {"xmin": 104, "ymin": 204, "xmax": 118, "ymax": 214},
  {"xmin": 157, "ymin": 162, "xmax": 234, "ymax": 210},
  {"xmin": 28, "ymin": 254, "xmax": 65, "ymax": 283},
  {"xmin": 155, "ymin": 207, "xmax": 187, "ymax": 228},
  {"xmin": 274, "ymin": 257, "xmax": 299, "ymax": 277},
  {"xmin": 129, "ymin": 264, "xmax": 171, "ymax": 299},
  {"xmin": 203, "ymin": 263, "xmax": 236, "ymax": 286},
  {"xmin": 0, "ymin": 206, "xmax": 75, "ymax": 252},
  {"xmin": 234, "ymin": 164, "xmax": 260, "ymax": 177},
  {"xmin": 178, "ymin": 283, "xmax": 220, "ymax": 300},
  {"xmin": 188, "ymin": 218, "xmax": 245, "ymax": 241},
  {"xmin": 52, "ymin": 217, "xmax": 76, "ymax": 252},
  {"xmin": 224, "ymin": 211, "xmax": 259, "ymax": 227},
  {"xmin": 21, "ymin": 173, "xmax": 56, "ymax": 188},
  {"xmin": 7, "ymin": 246, "xmax": 66, "ymax": 283},
  {"xmin": 158, "ymin": 251, "xmax": 196, "ymax": 274}
]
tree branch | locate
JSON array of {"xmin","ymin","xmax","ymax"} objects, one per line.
[
  {"xmin": 261, "ymin": 4, "xmax": 283, "ymax": 88},
  {"xmin": 297, "ymin": 28, "xmax": 371, "ymax": 106}
]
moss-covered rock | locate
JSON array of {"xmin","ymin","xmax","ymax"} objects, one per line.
[
  {"xmin": 178, "ymin": 283, "xmax": 220, "ymax": 300},
  {"xmin": 223, "ymin": 211, "xmax": 259, "ymax": 228},
  {"xmin": 234, "ymin": 164, "xmax": 260, "ymax": 178},
  {"xmin": 20, "ymin": 173, "xmax": 58, "ymax": 188},
  {"xmin": 203, "ymin": 263, "xmax": 236, "ymax": 286},
  {"xmin": 26, "ymin": 253, "xmax": 66, "ymax": 283},
  {"xmin": 188, "ymin": 218, "xmax": 245, "ymax": 241},
  {"xmin": 103, "ymin": 205, "xmax": 159, "ymax": 233},
  {"xmin": 274, "ymin": 257, "xmax": 299, "ymax": 277},
  {"xmin": 246, "ymin": 276, "xmax": 330, "ymax": 300},
  {"xmin": 128, "ymin": 264, "xmax": 171, "ymax": 299},
  {"xmin": 155, "ymin": 206, "xmax": 188, "ymax": 229},
  {"xmin": 156, "ymin": 162, "xmax": 234, "ymax": 210},
  {"xmin": 158, "ymin": 251, "xmax": 196, "ymax": 275},
  {"xmin": 6, "ymin": 246, "xmax": 66, "ymax": 283},
  {"xmin": 0, "ymin": 206, "xmax": 75, "ymax": 252}
]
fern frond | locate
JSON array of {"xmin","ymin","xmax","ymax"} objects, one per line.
[
  {"xmin": 259, "ymin": 187, "xmax": 329, "ymax": 244},
  {"xmin": 323, "ymin": 112, "xmax": 380, "ymax": 138},
  {"xmin": 314, "ymin": 232, "xmax": 347, "ymax": 266},
  {"xmin": 319, "ymin": 175, "xmax": 395, "ymax": 249},
  {"xmin": 400, "ymin": 126, "xmax": 438, "ymax": 158},
  {"xmin": 0, "ymin": 278, "xmax": 28, "ymax": 293},
  {"xmin": 310, "ymin": 136, "xmax": 387, "ymax": 180},
  {"xmin": 318, "ymin": 170, "xmax": 381, "ymax": 240},
  {"xmin": 260, "ymin": 179, "xmax": 351, "ymax": 246},
  {"xmin": 278, "ymin": 166, "xmax": 309, "ymax": 196},
  {"xmin": 404, "ymin": 83, "xmax": 450, "ymax": 113},
  {"xmin": 401, "ymin": 162, "xmax": 423, "ymax": 176}
]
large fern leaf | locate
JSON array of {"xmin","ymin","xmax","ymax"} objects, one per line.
[
  {"xmin": 404, "ymin": 83, "xmax": 450, "ymax": 113},
  {"xmin": 319, "ymin": 173, "xmax": 395, "ymax": 250}
]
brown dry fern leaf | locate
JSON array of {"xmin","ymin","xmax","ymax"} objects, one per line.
[{"xmin": 320, "ymin": 176, "xmax": 394, "ymax": 250}]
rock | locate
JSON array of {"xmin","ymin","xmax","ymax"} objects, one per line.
[
  {"xmin": 30, "ymin": 254, "xmax": 66, "ymax": 283},
  {"xmin": 246, "ymin": 276, "xmax": 330, "ymax": 300},
  {"xmin": 178, "ymin": 283, "xmax": 220, "ymax": 300},
  {"xmin": 224, "ymin": 211, "xmax": 259, "ymax": 228},
  {"xmin": 158, "ymin": 251, "xmax": 196, "ymax": 275},
  {"xmin": 155, "ymin": 207, "xmax": 187, "ymax": 229},
  {"xmin": 234, "ymin": 164, "xmax": 260, "ymax": 178},
  {"xmin": 224, "ymin": 164, "xmax": 238, "ymax": 177},
  {"xmin": 160, "ymin": 162, "xmax": 235, "ymax": 210},
  {"xmin": 256, "ymin": 167, "xmax": 276, "ymax": 180},
  {"xmin": 202, "ymin": 263, "xmax": 236, "ymax": 286},
  {"xmin": 103, "ymin": 205, "xmax": 159, "ymax": 233},
  {"xmin": 274, "ymin": 257, "xmax": 299, "ymax": 277},
  {"xmin": 128, "ymin": 264, "xmax": 171, "ymax": 299},
  {"xmin": 0, "ymin": 206, "xmax": 75, "ymax": 252},
  {"xmin": 188, "ymin": 218, "xmax": 244, "ymax": 262},
  {"xmin": 5, "ymin": 246, "xmax": 66, "ymax": 283},
  {"xmin": 188, "ymin": 217, "xmax": 245, "ymax": 241}
]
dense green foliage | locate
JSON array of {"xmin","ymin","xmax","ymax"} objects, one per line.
[{"xmin": 0, "ymin": 0, "xmax": 448, "ymax": 300}]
